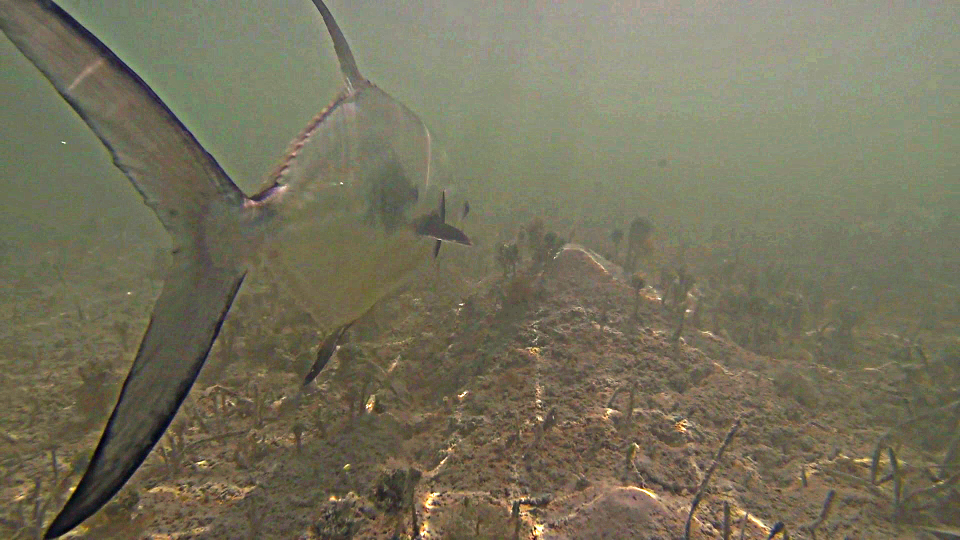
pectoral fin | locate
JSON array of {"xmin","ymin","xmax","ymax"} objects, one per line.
[
  {"xmin": 421, "ymin": 190, "xmax": 470, "ymax": 256},
  {"xmin": 44, "ymin": 254, "xmax": 245, "ymax": 539},
  {"xmin": 416, "ymin": 212, "xmax": 472, "ymax": 246}
]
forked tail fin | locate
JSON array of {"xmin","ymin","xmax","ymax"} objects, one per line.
[
  {"xmin": 47, "ymin": 260, "xmax": 245, "ymax": 538},
  {"xmin": 1, "ymin": 1, "xmax": 249, "ymax": 537}
]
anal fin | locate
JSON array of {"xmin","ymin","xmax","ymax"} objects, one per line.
[{"xmin": 303, "ymin": 322, "xmax": 352, "ymax": 386}]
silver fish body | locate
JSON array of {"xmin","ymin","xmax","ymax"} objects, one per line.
[{"xmin": 257, "ymin": 82, "xmax": 451, "ymax": 331}]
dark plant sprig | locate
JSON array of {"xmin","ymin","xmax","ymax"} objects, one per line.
[
  {"xmin": 888, "ymin": 447, "xmax": 902, "ymax": 519},
  {"xmin": 683, "ymin": 417, "xmax": 742, "ymax": 540},
  {"xmin": 803, "ymin": 489, "xmax": 836, "ymax": 540},
  {"xmin": 722, "ymin": 501, "xmax": 731, "ymax": 540}
]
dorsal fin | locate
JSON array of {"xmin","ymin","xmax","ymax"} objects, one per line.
[{"xmin": 311, "ymin": 0, "xmax": 364, "ymax": 90}]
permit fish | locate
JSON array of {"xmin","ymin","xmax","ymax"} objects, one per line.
[{"xmin": 1, "ymin": 0, "xmax": 470, "ymax": 537}]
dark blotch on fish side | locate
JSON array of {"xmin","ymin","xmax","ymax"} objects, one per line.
[{"xmin": 364, "ymin": 157, "xmax": 419, "ymax": 233}]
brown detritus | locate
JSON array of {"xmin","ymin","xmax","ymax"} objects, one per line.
[
  {"xmin": 98, "ymin": 488, "xmax": 142, "ymax": 526},
  {"xmin": 533, "ymin": 419, "xmax": 545, "ymax": 448},
  {"xmin": 607, "ymin": 382, "xmax": 637, "ymax": 431},
  {"xmin": 374, "ymin": 466, "xmax": 423, "ymax": 537},
  {"xmin": 684, "ymin": 417, "xmax": 742, "ymax": 540}
]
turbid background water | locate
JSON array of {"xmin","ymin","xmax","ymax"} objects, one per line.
[{"xmin": 2, "ymin": 0, "xmax": 957, "ymax": 244}]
